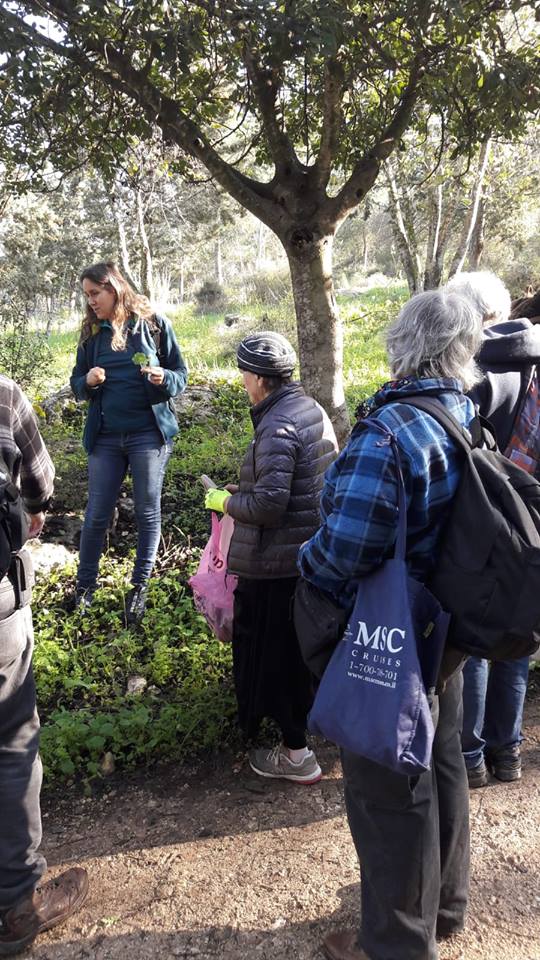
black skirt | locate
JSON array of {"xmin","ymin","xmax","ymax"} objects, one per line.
[{"xmin": 232, "ymin": 576, "xmax": 314, "ymax": 747}]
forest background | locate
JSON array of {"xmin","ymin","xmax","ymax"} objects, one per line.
[{"xmin": 0, "ymin": 0, "xmax": 539, "ymax": 786}]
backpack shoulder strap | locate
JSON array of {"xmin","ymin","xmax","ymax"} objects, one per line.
[{"xmin": 396, "ymin": 395, "xmax": 477, "ymax": 453}]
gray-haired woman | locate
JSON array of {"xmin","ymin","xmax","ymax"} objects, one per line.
[
  {"xmin": 298, "ymin": 290, "xmax": 483, "ymax": 960},
  {"xmin": 204, "ymin": 332, "xmax": 337, "ymax": 783}
]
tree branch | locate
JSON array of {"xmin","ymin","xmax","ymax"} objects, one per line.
[
  {"xmin": 242, "ymin": 44, "xmax": 298, "ymax": 170},
  {"xmin": 327, "ymin": 62, "xmax": 424, "ymax": 225},
  {"xmin": 313, "ymin": 57, "xmax": 345, "ymax": 191},
  {"xmin": 0, "ymin": 2, "xmax": 281, "ymax": 228},
  {"xmin": 351, "ymin": 14, "xmax": 400, "ymax": 71}
]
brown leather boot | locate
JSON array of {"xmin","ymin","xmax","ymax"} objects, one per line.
[
  {"xmin": 323, "ymin": 929, "xmax": 370, "ymax": 960},
  {"xmin": 0, "ymin": 867, "xmax": 89, "ymax": 956}
]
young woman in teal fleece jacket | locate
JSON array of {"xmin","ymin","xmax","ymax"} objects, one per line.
[{"xmin": 69, "ymin": 261, "xmax": 187, "ymax": 623}]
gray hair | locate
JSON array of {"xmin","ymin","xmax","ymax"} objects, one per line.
[
  {"xmin": 446, "ymin": 270, "xmax": 511, "ymax": 326},
  {"xmin": 386, "ymin": 289, "xmax": 484, "ymax": 390}
]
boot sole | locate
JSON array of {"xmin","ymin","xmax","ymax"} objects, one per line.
[{"xmin": 492, "ymin": 769, "xmax": 521, "ymax": 782}]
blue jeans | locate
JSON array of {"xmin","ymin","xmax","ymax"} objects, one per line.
[
  {"xmin": 77, "ymin": 428, "xmax": 172, "ymax": 590},
  {"xmin": 461, "ymin": 656, "xmax": 530, "ymax": 769}
]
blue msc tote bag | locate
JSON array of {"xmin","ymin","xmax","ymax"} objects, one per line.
[{"xmin": 308, "ymin": 419, "xmax": 450, "ymax": 775}]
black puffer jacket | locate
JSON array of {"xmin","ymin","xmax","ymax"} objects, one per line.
[{"xmin": 226, "ymin": 383, "xmax": 338, "ymax": 579}]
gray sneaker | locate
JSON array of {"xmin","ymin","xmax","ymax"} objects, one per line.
[{"xmin": 249, "ymin": 744, "xmax": 322, "ymax": 784}]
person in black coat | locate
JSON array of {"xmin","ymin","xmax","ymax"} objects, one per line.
[
  {"xmin": 204, "ymin": 331, "xmax": 337, "ymax": 783},
  {"xmin": 448, "ymin": 270, "xmax": 540, "ymax": 786}
]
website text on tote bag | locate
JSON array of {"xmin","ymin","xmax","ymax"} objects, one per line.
[{"xmin": 308, "ymin": 417, "xmax": 450, "ymax": 775}]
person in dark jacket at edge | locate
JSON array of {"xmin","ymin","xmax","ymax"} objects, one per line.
[
  {"xmin": 297, "ymin": 290, "xmax": 482, "ymax": 960},
  {"xmin": 447, "ymin": 270, "xmax": 540, "ymax": 787},
  {"xmin": 204, "ymin": 332, "xmax": 337, "ymax": 784}
]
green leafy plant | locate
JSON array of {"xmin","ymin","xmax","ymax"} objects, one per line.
[{"xmin": 131, "ymin": 352, "xmax": 150, "ymax": 367}]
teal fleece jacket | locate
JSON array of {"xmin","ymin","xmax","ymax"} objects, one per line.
[{"xmin": 70, "ymin": 315, "xmax": 188, "ymax": 453}]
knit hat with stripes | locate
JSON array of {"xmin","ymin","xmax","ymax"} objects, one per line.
[{"xmin": 236, "ymin": 331, "xmax": 297, "ymax": 377}]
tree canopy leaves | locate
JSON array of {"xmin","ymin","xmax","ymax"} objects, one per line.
[{"xmin": 0, "ymin": 1, "xmax": 538, "ymax": 233}]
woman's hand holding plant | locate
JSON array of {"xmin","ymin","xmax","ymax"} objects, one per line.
[{"xmin": 141, "ymin": 366, "xmax": 165, "ymax": 385}]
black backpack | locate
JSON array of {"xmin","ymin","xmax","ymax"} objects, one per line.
[
  {"xmin": 403, "ymin": 395, "xmax": 540, "ymax": 661},
  {"xmin": 0, "ymin": 456, "xmax": 29, "ymax": 579}
]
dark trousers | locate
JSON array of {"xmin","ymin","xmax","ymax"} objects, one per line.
[
  {"xmin": 0, "ymin": 580, "xmax": 45, "ymax": 910},
  {"xmin": 341, "ymin": 670, "xmax": 469, "ymax": 960},
  {"xmin": 78, "ymin": 428, "xmax": 172, "ymax": 590},
  {"xmin": 232, "ymin": 577, "xmax": 313, "ymax": 748}
]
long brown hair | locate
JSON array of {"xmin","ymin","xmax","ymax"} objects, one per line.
[{"xmin": 80, "ymin": 261, "xmax": 154, "ymax": 349}]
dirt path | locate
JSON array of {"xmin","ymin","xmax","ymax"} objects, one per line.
[{"xmin": 32, "ymin": 690, "xmax": 540, "ymax": 960}]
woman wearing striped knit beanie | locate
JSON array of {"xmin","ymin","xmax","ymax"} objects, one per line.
[{"xmin": 204, "ymin": 331, "xmax": 338, "ymax": 783}]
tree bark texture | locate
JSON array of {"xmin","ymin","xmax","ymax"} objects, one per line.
[
  {"xmin": 286, "ymin": 235, "xmax": 350, "ymax": 448},
  {"xmin": 385, "ymin": 164, "xmax": 423, "ymax": 294},
  {"xmin": 424, "ymin": 184, "xmax": 444, "ymax": 289},
  {"xmin": 447, "ymin": 139, "xmax": 491, "ymax": 278},
  {"xmin": 468, "ymin": 195, "xmax": 486, "ymax": 270},
  {"xmin": 136, "ymin": 186, "xmax": 154, "ymax": 300}
]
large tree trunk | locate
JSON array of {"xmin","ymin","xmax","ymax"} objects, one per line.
[{"xmin": 286, "ymin": 235, "xmax": 350, "ymax": 447}]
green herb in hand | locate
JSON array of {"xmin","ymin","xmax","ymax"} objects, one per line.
[{"xmin": 132, "ymin": 352, "xmax": 150, "ymax": 368}]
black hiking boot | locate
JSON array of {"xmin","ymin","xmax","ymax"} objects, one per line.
[
  {"xmin": 487, "ymin": 745, "xmax": 522, "ymax": 782},
  {"xmin": 125, "ymin": 583, "xmax": 148, "ymax": 626},
  {"xmin": 64, "ymin": 588, "xmax": 94, "ymax": 615}
]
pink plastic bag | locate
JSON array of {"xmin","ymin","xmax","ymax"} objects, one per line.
[{"xmin": 189, "ymin": 512, "xmax": 238, "ymax": 642}]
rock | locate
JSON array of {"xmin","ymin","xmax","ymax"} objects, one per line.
[
  {"xmin": 117, "ymin": 497, "xmax": 135, "ymax": 521},
  {"xmin": 26, "ymin": 539, "xmax": 76, "ymax": 574},
  {"xmin": 172, "ymin": 384, "xmax": 217, "ymax": 424},
  {"xmin": 155, "ymin": 882, "xmax": 175, "ymax": 899},
  {"xmin": 40, "ymin": 384, "xmax": 74, "ymax": 421},
  {"xmin": 41, "ymin": 513, "xmax": 83, "ymax": 548},
  {"xmin": 126, "ymin": 676, "xmax": 147, "ymax": 696},
  {"xmin": 100, "ymin": 752, "xmax": 115, "ymax": 776}
]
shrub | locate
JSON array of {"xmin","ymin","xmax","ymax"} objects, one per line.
[
  {"xmin": 0, "ymin": 298, "xmax": 53, "ymax": 391},
  {"xmin": 194, "ymin": 280, "xmax": 226, "ymax": 313},
  {"xmin": 235, "ymin": 268, "xmax": 292, "ymax": 306}
]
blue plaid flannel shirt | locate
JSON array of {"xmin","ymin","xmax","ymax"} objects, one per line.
[{"xmin": 298, "ymin": 377, "xmax": 476, "ymax": 607}]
